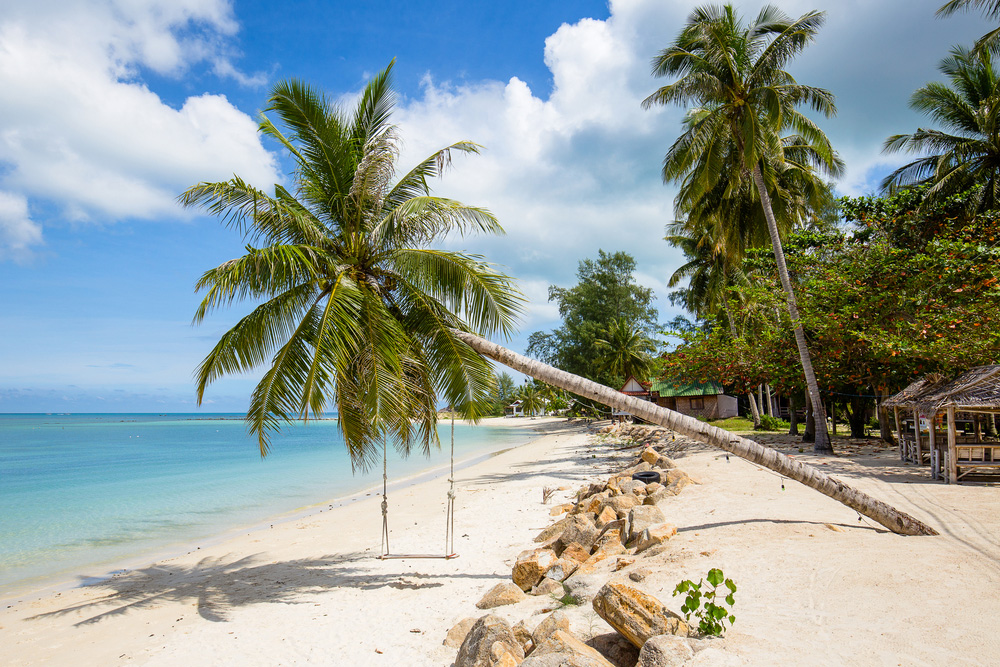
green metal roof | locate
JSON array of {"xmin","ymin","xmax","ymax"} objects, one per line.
[{"xmin": 650, "ymin": 379, "xmax": 723, "ymax": 397}]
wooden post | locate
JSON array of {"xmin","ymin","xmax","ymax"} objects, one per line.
[
  {"xmin": 913, "ymin": 408, "xmax": 922, "ymax": 465},
  {"xmin": 927, "ymin": 412, "xmax": 937, "ymax": 467},
  {"xmin": 975, "ymin": 414, "xmax": 982, "ymax": 443},
  {"xmin": 893, "ymin": 406, "xmax": 903, "ymax": 460},
  {"xmin": 947, "ymin": 406, "xmax": 958, "ymax": 484}
]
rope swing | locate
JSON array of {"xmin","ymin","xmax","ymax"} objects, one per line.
[{"xmin": 378, "ymin": 417, "xmax": 458, "ymax": 560}]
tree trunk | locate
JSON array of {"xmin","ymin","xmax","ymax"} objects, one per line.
[
  {"xmin": 845, "ymin": 396, "xmax": 869, "ymax": 438},
  {"xmin": 764, "ymin": 384, "xmax": 774, "ymax": 417},
  {"xmin": 454, "ymin": 330, "xmax": 936, "ymax": 536},
  {"xmin": 803, "ymin": 390, "xmax": 816, "ymax": 442},
  {"xmin": 751, "ymin": 163, "xmax": 831, "ymax": 453},
  {"xmin": 723, "ymin": 309, "xmax": 760, "ymax": 429},
  {"xmin": 788, "ymin": 392, "xmax": 799, "ymax": 436},
  {"xmin": 877, "ymin": 390, "xmax": 894, "ymax": 444}
]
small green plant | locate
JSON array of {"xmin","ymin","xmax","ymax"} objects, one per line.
[
  {"xmin": 552, "ymin": 583, "xmax": 582, "ymax": 607},
  {"xmin": 673, "ymin": 568, "xmax": 737, "ymax": 636},
  {"xmin": 758, "ymin": 414, "xmax": 790, "ymax": 431}
]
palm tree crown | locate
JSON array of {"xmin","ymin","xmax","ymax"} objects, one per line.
[
  {"xmin": 882, "ymin": 46, "xmax": 1000, "ymax": 213},
  {"xmin": 181, "ymin": 62, "xmax": 523, "ymax": 469},
  {"xmin": 644, "ymin": 3, "xmax": 842, "ymax": 452}
]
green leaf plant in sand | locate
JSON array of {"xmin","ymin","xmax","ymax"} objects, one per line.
[
  {"xmin": 184, "ymin": 61, "xmax": 936, "ymax": 537},
  {"xmin": 674, "ymin": 568, "xmax": 737, "ymax": 637},
  {"xmin": 643, "ymin": 4, "xmax": 843, "ymax": 454},
  {"xmin": 181, "ymin": 61, "xmax": 523, "ymax": 470}
]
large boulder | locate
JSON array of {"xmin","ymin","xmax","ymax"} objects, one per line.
[
  {"xmin": 596, "ymin": 506, "xmax": 618, "ymax": 528},
  {"xmin": 604, "ymin": 494, "xmax": 642, "ymax": 519},
  {"xmin": 618, "ymin": 479, "xmax": 648, "ymax": 496},
  {"xmin": 587, "ymin": 633, "xmax": 640, "ymax": 667},
  {"xmin": 545, "ymin": 557, "xmax": 579, "ymax": 582},
  {"xmin": 591, "ymin": 582, "xmax": 688, "ymax": 648},
  {"xmin": 513, "ymin": 548, "xmax": 558, "ymax": 591},
  {"xmin": 625, "ymin": 506, "xmax": 667, "ymax": 544},
  {"xmin": 560, "ymin": 542, "xmax": 592, "ymax": 564},
  {"xmin": 531, "ymin": 577, "xmax": 565, "ymax": 597},
  {"xmin": 521, "ymin": 629, "xmax": 615, "ymax": 667},
  {"xmin": 638, "ymin": 634, "xmax": 694, "ymax": 667},
  {"xmin": 535, "ymin": 516, "xmax": 572, "ymax": 544},
  {"xmin": 557, "ymin": 514, "xmax": 600, "ymax": 553},
  {"xmin": 455, "ymin": 615, "xmax": 525, "ymax": 667},
  {"xmin": 635, "ymin": 524, "xmax": 678, "ymax": 553},
  {"xmin": 531, "ymin": 610, "xmax": 570, "ymax": 646},
  {"xmin": 512, "ymin": 620, "xmax": 534, "ymax": 655},
  {"xmin": 640, "ymin": 447, "xmax": 660, "ymax": 465},
  {"xmin": 477, "ymin": 582, "xmax": 528, "ymax": 609},
  {"xmin": 444, "ymin": 617, "xmax": 478, "ymax": 648}
]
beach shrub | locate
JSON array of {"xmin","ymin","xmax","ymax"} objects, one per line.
[
  {"xmin": 673, "ymin": 568, "xmax": 737, "ymax": 636},
  {"xmin": 758, "ymin": 414, "xmax": 789, "ymax": 431}
]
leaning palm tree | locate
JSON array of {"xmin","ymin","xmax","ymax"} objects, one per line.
[
  {"xmin": 643, "ymin": 4, "xmax": 843, "ymax": 453},
  {"xmin": 882, "ymin": 46, "xmax": 1000, "ymax": 214},
  {"xmin": 594, "ymin": 317, "xmax": 656, "ymax": 382},
  {"xmin": 181, "ymin": 62, "xmax": 523, "ymax": 470}
]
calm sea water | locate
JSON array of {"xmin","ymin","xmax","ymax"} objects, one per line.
[{"xmin": 0, "ymin": 413, "xmax": 537, "ymax": 596}]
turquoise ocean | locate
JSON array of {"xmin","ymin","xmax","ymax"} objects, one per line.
[{"xmin": 0, "ymin": 413, "xmax": 537, "ymax": 597}]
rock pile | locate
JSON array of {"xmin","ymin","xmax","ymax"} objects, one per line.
[{"xmin": 450, "ymin": 440, "xmax": 741, "ymax": 666}]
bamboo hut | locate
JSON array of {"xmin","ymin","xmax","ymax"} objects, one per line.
[{"xmin": 882, "ymin": 365, "xmax": 1000, "ymax": 483}]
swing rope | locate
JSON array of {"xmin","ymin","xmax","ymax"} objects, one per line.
[{"xmin": 378, "ymin": 416, "xmax": 459, "ymax": 560}]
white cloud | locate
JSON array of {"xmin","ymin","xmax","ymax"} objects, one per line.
[
  {"xmin": 0, "ymin": 0, "xmax": 278, "ymax": 256},
  {"xmin": 0, "ymin": 191, "xmax": 42, "ymax": 259}
]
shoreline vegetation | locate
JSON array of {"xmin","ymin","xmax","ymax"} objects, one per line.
[{"xmin": 2, "ymin": 417, "xmax": 998, "ymax": 665}]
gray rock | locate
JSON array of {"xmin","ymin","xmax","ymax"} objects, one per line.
[
  {"xmin": 558, "ymin": 514, "xmax": 600, "ymax": 553},
  {"xmin": 638, "ymin": 634, "xmax": 694, "ymax": 667},
  {"xmin": 455, "ymin": 615, "xmax": 525, "ymax": 667},
  {"xmin": 531, "ymin": 610, "xmax": 570, "ymax": 646},
  {"xmin": 618, "ymin": 480, "xmax": 648, "ymax": 495}
]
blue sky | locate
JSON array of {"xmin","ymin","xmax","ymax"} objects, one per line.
[{"xmin": 0, "ymin": 0, "xmax": 989, "ymax": 412}]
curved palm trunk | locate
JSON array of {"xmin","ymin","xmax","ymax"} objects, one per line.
[
  {"xmin": 454, "ymin": 330, "xmax": 936, "ymax": 536},
  {"xmin": 751, "ymin": 163, "xmax": 832, "ymax": 454}
]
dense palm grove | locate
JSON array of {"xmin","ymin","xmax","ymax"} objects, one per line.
[{"xmin": 657, "ymin": 1, "xmax": 1000, "ymax": 446}]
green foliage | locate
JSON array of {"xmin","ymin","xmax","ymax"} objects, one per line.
[
  {"xmin": 528, "ymin": 250, "xmax": 659, "ymax": 390},
  {"xmin": 758, "ymin": 414, "xmax": 790, "ymax": 431},
  {"xmin": 673, "ymin": 568, "xmax": 737, "ymax": 637},
  {"xmin": 181, "ymin": 62, "xmax": 523, "ymax": 467},
  {"xmin": 882, "ymin": 46, "xmax": 1000, "ymax": 214}
]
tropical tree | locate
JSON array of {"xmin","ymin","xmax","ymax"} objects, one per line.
[
  {"xmin": 882, "ymin": 46, "xmax": 1000, "ymax": 214},
  {"xmin": 643, "ymin": 4, "xmax": 843, "ymax": 453},
  {"xmin": 594, "ymin": 317, "xmax": 656, "ymax": 382},
  {"xmin": 938, "ymin": 0, "xmax": 1000, "ymax": 57},
  {"xmin": 181, "ymin": 62, "xmax": 522, "ymax": 470}
]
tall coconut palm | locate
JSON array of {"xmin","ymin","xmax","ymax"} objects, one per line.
[
  {"xmin": 181, "ymin": 62, "xmax": 523, "ymax": 470},
  {"xmin": 882, "ymin": 46, "xmax": 1000, "ymax": 213},
  {"xmin": 594, "ymin": 317, "xmax": 656, "ymax": 382},
  {"xmin": 643, "ymin": 4, "xmax": 842, "ymax": 453}
]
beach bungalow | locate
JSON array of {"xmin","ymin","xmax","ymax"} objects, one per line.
[
  {"xmin": 504, "ymin": 400, "xmax": 524, "ymax": 418},
  {"xmin": 650, "ymin": 378, "xmax": 738, "ymax": 420},
  {"xmin": 883, "ymin": 365, "xmax": 1000, "ymax": 483}
]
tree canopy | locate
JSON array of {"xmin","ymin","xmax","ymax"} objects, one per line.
[
  {"xmin": 181, "ymin": 62, "xmax": 522, "ymax": 469},
  {"xmin": 527, "ymin": 250, "xmax": 658, "ymax": 389}
]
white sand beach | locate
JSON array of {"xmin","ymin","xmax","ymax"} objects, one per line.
[{"xmin": 2, "ymin": 418, "xmax": 999, "ymax": 666}]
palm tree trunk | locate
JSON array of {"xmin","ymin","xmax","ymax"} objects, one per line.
[
  {"xmin": 751, "ymin": 163, "xmax": 832, "ymax": 454},
  {"xmin": 454, "ymin": 331, "xmax": 936, "ymax": 536},
  {"xmin": 722, "ymin": 301, "xmax": 761, "ymax": 429}
]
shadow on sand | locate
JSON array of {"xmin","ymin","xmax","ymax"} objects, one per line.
[{"xmin": 29, "ymin": 551, "xmax": 497, "ymax": 627}]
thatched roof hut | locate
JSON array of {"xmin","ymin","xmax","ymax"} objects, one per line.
[
  {"xmin": 882, "ymin": 365, "xmax": 1000, "ymax": 414},
  {"xmin": 883, "ymin": 365, "xmax": 1000, "ymax": 483}
]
